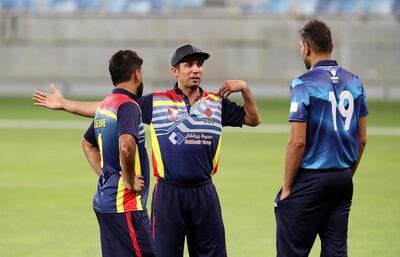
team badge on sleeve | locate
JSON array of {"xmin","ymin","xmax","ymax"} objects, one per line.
[{"xmin": 290, "ymin": 102, "xmax": 298, "ymax": 112}]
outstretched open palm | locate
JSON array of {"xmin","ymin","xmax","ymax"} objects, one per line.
[{"xmin": 33, "ymin": 84, "xmax": 65, "ymax": 110}]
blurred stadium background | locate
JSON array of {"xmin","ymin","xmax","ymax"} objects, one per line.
[
  {"xmin": 1, "ymin": 0, "xmax": 400, "ymax": 98},
  {"xmin": 1, "ymin": 1, "xmax": 400, "ymax": 257}
]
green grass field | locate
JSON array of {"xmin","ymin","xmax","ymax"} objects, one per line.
[{"xmin": 0, "ymin": 97, "xmax": 399, "ymax": 257}]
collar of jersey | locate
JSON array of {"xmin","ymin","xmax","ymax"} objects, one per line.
[
  {"xmin": 313, "ymin": 59, "xmax": 338, "ymax": 68},
  {"xmin": 112, "ymin": 88, "xmax": 137, "ymax": 100},
  {"xmin": 173, "ymin": 82, "xmax": 204, "ymax": 98}
]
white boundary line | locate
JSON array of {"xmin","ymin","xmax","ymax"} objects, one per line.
[
  {"xmin": 1, "ymin": 119, "xmax": 400, "ymax": 136},
  {"xmin": 0, "ymin": 119, "xmax": 89, "ymax": 129},
  {"xmin": 224, "ymin": 125, "xmax": 400, "ymax": 136}
]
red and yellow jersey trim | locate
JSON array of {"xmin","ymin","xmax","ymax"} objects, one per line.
[
  {"xmin": 150, "ymin": 123, "xmax": 164, "ymax": 178},
  {"xmin": 116, "ymin": 144, "xmax": 143, "ymax": 212},
  {"xmin": 211, "ymin": 134, "xmax": 222, "ymax": 175}
]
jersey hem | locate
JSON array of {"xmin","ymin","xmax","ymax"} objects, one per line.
[{"xmin": 93, "ymin": 206, "xmax": 147, "ymax": 213}]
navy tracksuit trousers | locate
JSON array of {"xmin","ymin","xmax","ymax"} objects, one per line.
[
  {"xmin": 274, "ymin": 168, "xmax": 353, "ymax": 257},
  {"xmin": 151, "ymin": 178, "xmax": 227, "ymax": 257}
]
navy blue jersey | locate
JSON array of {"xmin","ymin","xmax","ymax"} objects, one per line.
[
  {"xmin": 136, "ymin": 84, "xmax": 245, "ymax": 183},
  {"xmin": 84, "ymin": 88, "xmax": 150, "ymax": 213},
  {"xmin": 289, "ymin": 60, "xmax": 368, "ymax": 170}
]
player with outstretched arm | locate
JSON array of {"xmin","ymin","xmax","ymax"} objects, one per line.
[{"xmin": 34, "ymin": 44, "xmax": 261, "ymax": 257}]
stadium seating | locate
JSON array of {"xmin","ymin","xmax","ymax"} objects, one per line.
[
  {"xmin": 170, "ymin": 0, "xmax": 205, "ymax": 8},
  {"xmin": 394, "ymin": 0, "xmax": 400, "ymax": 13},
  {"xmin": 150, "ymin": 0, "xmax": 163, "ymax": 10},
  {"xmin": 0, "ymin": 0, "xmax": 36, "ymax": 11},
  {"xmin": 315, "ymin": 0, "xmax": 356, "ymax": 14},
  {"xmin": 364, "ymin": 0, "xmax": 395, "ymax": 15},
  {"xmin": 264, "ymin": 0, "xmax": 290, "ymax": 14},
  {"xmin": 76, "ymin": 0, "xmax": 101, "ymax": 11},
  {"xmin": 297, "ymin": 0, "xmax": 319, "ymax": 15},
  {"xmin": 1, "ymin": 0, "xmax": 400, "ymax": 15},
  {"xmin": 49, "ymin": 0, "xmax": 77, "ymax": 12}
]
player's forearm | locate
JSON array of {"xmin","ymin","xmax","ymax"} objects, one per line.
[
  {"xmin": 82, "ymin": 139, "xmax": 102, "ymax": 177},
  {"xmin": 352, "ymin": 117, "xmax": 367, "ymax": 176},
  {"xmin": 88, "ymin": 153, "xmax": 102, "ymax": 177},
  {"xmin": 119, "ymin": 137, "xmax": 137, "ymax": 191},
  {"xmin": 283, "ymin": 140, "xmax": 305, "ymax": 191},
  {"xmin": 241, "ymin": 86, "xmax": 261, "ymax": 127},
  {"xmin": 351, "ymin": 140, "xmax": 367, "ymax": 176},
  {"xmin": 63, "ymin": 99, "xmax": 100, "ymax": 118}
]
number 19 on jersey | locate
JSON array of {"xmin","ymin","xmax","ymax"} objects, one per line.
[{"xmin": 328, "ymin": 90, "xmax": 354, "ymax": 131}]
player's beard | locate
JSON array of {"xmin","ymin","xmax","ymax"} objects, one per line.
[
  {"xmin": 188, "ymin": 78, "xmax": 201, "ymax": 89},
  {"xmin": 137, "ymin": 82, "xmax": 144, "ymax": 97},
  {"xmin": 302, "ymin": 51, "xmax": 312, "ymax": 70},
  {"xmin": 303, "ymin": 58, "xmax": 312, "ymax": 70},
  {"xmin": 188, "ymin": 83, "xmax": 199, "ymax": 89}
]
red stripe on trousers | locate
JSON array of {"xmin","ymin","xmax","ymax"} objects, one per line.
[
  {"xmin": 123, "ymin": 188, "xmax": 137, "ymax": 211},
  {"xmin": 151, "ymin": 151, "xmax": 160, "ymax": 178},
  {"xmin": 125, "ymin": 212, "xmax": 142, "ymax": 257},
  {"xmin": 152, "ymin": 181, "xmax": 159, "ymax": 240}
]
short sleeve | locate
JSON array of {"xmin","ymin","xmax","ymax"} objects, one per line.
[
  {"xmin": 84, "ymin": 121, "xmax": 98, "ymax": 147},
  {"xmin": 288, "ymin": 80, "xmax": 310, "ymax": 122},
  {"xmin": 117, "ymin": 102, "xmax": 141, "ymax": 142},
  {"xmin": 222, "ymin": 98, "xmax": 245, "ymax": 127},
  {"xmin": 136, "ymin": 93, "xmax": 153, "ymax": 125},
  {"xmin": 359, "ymin": 85, "xmax": 369, "ymax": 117}
]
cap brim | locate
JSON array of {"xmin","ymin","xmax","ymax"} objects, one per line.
[{"xmin": 173, "ymin": 52, "xmax": 210, "ymax": 66}]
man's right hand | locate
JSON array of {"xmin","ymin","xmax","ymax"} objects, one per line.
[
  {"xmin": 33, "ymin": 84, "xmax": 65, "ymax": 110},
  {"xmin": 133, "ymin": 175, "xmax": 145, "ymax": 194},
  {"xmin": 280, "ymin": 187, "xmax": 291, "ymax": 201}
]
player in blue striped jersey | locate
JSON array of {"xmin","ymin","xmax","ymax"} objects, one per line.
[{"xmin": 274, "ymin": 20, "xmax": 368, "ymax": 257}]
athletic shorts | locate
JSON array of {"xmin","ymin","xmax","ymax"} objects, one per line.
[{"xmin": 95, "ymin": 210, "xmax": 155, "ymax": 257}]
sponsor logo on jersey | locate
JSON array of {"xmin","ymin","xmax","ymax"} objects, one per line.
[
  {"xmin": 184, "ymin": 133, "xmax": 213, "ymax": 146},
  {"xmin": 168, "ymin": 132, "xmax": 185, "ymax": 145},
  {"xmin": 330, "ymin": 69, "xmax": 339, "ymax": 83},
  {"xmin": 94, "ymin": 118, "xmax": 106, "ymax": 128},
  {"xmin": 169, "ymin": 132, "xmax": 214, "ymax": 146}
]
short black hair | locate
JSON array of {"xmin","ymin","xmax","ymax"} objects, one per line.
[
  {"xmin": 109, "ymin": 50, "xmax": 143, "ymax": 86},
  {"xmin": 299, "ymin": 20, "xmax": 333, "ymax": 53}
]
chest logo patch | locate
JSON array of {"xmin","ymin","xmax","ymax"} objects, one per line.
[
  {"xmin": 167, "ymin": 106, "xmax": 179, "ymax": 121},
  {"xmin": 204, "ymin": 108, "xmax": 213, "ymax": 124}
]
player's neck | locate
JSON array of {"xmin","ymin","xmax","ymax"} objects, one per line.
[
  {"xmin": 178, "ymin": 84, "xmax": 201, "ymax": 104},
  {"xmin": 310, "ymin": 53, "xmax": 332, "ymax": 68},
  {"xmin": 116, "ymin": 81, "xmax": 137, "ymax": 96}
]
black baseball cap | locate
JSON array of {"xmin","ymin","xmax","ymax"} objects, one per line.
[{"xmin": 171, "ymin": 44, "xmax": 210, "ymax": 67}]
